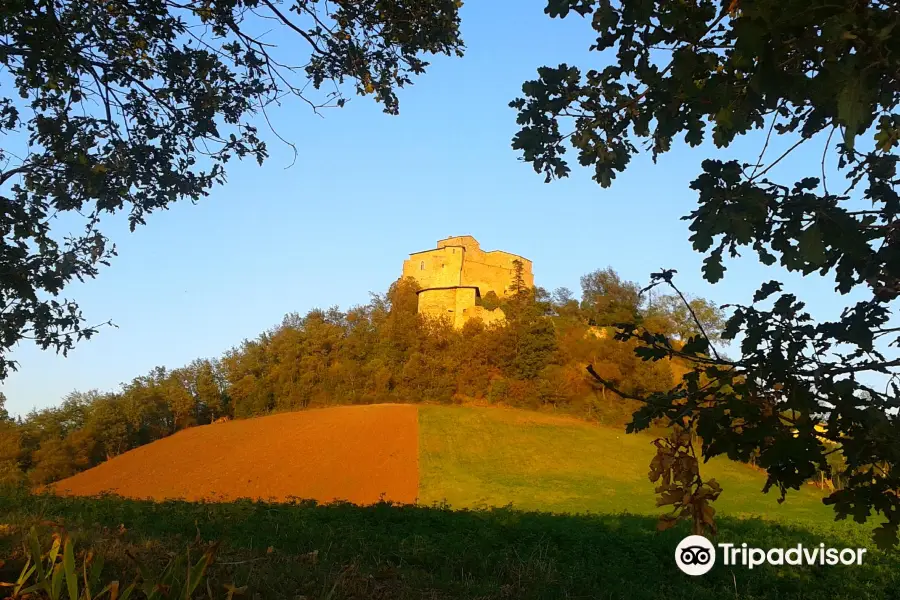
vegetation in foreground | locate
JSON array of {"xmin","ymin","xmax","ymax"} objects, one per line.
[
  {"xmin": 1, "ymin": 525, "xmax": 216, "ymax": 600},
  {"xmin": 1, "ymin": 489, "xmax": 897, "ymax": 600},
  {"xmin": 512, "ymin": 0, "xmax": 900, "ymax": 550}
]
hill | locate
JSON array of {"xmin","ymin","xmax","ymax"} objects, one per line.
[
  {"xmin": 4, "ymin": 266, "xmax": 726, "ymax": 490},
  {"xmin": 5, "ymin": 404, "xmax": 895, "ymax": 600},
  {"xmin": 51, "ymin": 404, "xmax": 418, "ymax": 505},
  {"xmin": 418, "ymin": 405, "xmax": 836, "ymax": 524},
  {"xmin": 51, "ymin": 403, "xmax": 834, "ymax": 526}
]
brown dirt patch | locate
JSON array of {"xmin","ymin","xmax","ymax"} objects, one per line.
[{"xmin": 51, "ymin": 404, "xmax": 419, "ymax": 505}]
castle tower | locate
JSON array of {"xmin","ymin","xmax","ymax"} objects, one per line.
[{"xmin": 401, "ymin": 236, "xmax": 533, "ymax": 328}]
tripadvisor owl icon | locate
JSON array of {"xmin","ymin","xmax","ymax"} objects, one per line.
[{"xmin": 675, "ymin": 535, "xmax": 716, "ymax": 576}]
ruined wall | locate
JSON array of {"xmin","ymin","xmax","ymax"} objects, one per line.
[
  {"xmin": 417, "ymin": 288, "xmax": 458, "ymax": 324},
  {"xmin": 401, "ymin": 247, "xmax": 464, "ymax": 289},
  {"xmin": 460, "ymin": 248, "xmax": 534, "ymax": 298},
  {"xmin": 417, "ymin": 287, "xmax": 479, "ymax": 329},
  {"xmin": 461, "ymin": 305, "xmax": 506, "ymax": 327}
]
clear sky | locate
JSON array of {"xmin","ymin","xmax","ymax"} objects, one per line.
[{"xmin": 1, "ymin": 0, "xmax": 860, "ymax": 417}]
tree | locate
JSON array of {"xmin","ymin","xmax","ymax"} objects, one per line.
[
  {"xmin": 480, "ymin": 290, "xmax": 502, "ymax": 311},
  {"xmin": 0, "ymin": 0, "xmax": 464, "ymax": 380},
  {"xmin": 28, "ymin": 436, "xmax": 79, "ymax": 485},
  {"xmin": 579, "ymin": 268, "xmax": 641, "ymax": 326},
  {"xmin": 0, "ymin": 420, "xmax": 23, "ymax": 486},
  {"xmin": 551, "ymin": 286, "xmax": 574, "ymax": 306},
  {"xmin": 508, "ymin": 258, "xmax": 528, "ymax": 301},
  {"xmin": 0, "ymin": 392, "xmax": 10, "ymax": 422},
  {"xmin": 513, "ymin": 0, "xmax": 900, "ymax": 548},
  {"xmin": 190, "ymin": 358, "xmax": 230, "ymax": 421},
  {"xmin": 85, "ymin": 393, "xmax": 131, "ymax": 460},
  {"xmin": 645, "ymin": 294, "xmax": 726, "ymax": 345}
]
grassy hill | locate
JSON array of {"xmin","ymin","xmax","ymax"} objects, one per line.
[
  {"xmin": 2, "ymin": 404, "xmax": 896, "ymax": 599},
  {"xmin": 418, "ymin": 405, "xmax": 836, "ymax": 525}
]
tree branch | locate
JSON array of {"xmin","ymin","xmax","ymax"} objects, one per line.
[
  {"xmin": 586, "ymin": 364, "xmax": 650, "ymax": 403},
  {"xmin": 0, "ymin": 165, "xmax": 30, "ymax": 186},
  {"xmin": 259, "ymin": 0, "xmax": 326, "ymax": 55}
]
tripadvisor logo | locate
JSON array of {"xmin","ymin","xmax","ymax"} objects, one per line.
[
  {"xmin": 675, "ymin": 535, "xmax": 716, "ymax": 576},
  {"xmin": 675, "ymin": 535, "xmax": 868, "ymax": 576}
]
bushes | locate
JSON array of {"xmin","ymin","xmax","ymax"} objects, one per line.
[{"xmin": 2, "ymin": 525, "xmax": 217, "ymax": 600}]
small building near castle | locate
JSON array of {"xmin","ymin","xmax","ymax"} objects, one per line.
[{"xmin": 401, "ymin": 235, "xmax": 533, "ymax": 328}]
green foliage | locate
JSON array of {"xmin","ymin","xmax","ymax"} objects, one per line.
[
  {"xmin": 478, "ymin": 290, "xmax": 502, "ymax": 311},
  {"xmin": 512, "ymin": 0, "xmax": 900, "ymax": 548},
  {"xmin": 579, "ymin": 268, "xmax": 641, "ymax": 326},
  {"xmin": 645, "ymin": 294, "xmax": 727, "ymax": 345},
  {"xmin": 0, "ymin": 420, "xmax": 23, "ymax": 486},
  {"xmin": 0, "ymin": 0, "xmax": 465, "ymax": 381},
  {"xmin": 0, "ymin": 393, "xmax": 10, "ymax": 422},
  {"xmin": 1, "ymin": 525, "xmax": 217, "ymax": 600},
  {"xmin": 507, "ymin": 259, "xmax": 528, "ymax": 300},
  {"xmin": 0, "ymin": 489, "xmax": 897, "ymax": 600}
]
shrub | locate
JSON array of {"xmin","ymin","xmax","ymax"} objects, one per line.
[{"xmin": 2, "ymin": 526, "xmax": 217, "ymax": 600}]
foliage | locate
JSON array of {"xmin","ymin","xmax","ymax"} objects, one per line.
[
  {"xmin": 579, "ymin": 267, "xmax": 641, "ymax": 326},
  {"xmin": 1, "ymin": 525, "xmax": 217, "ymax": 599},
  {"xmin": 512, "ymin": 0, "xmax": 900, "ymax": 549},
  {"xmin": 507, "ymin": 259, "xmax": 528, "ymax": 300},
  {"xmin": 1, "ymin": 490, "xmax": 897, "ymax": 600},
  {"xmin": 2, "ymin": 268, "xmax": 721, "ymax": 486},
  {"xmin": 0, "ymin": 420, "xmax": 24, "ymax": 486},
  {"xmin": 0, "ymin": 0, "xmax": 465, "ymax": 380},
  {"xmin": 646, "ymin": 294, "xmax": 727, "ymax": 345},
  {"xmin": 0, "ymin": 393, "xmax": 10, "ymax": 422},
  {"xmin": 648, "ymin": 424, "xmax": 722, "ymax": 535}
]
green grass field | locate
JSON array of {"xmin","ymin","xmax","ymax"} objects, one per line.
[
  {"xmin": 1, "ymin": 404, "xmax": 897, "ymax": 599},
  {"xmin": 418, "ymin": 405, "xmax": 837, "ymax": 524}
]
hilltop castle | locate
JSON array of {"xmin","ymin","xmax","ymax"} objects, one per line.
[{"xmin": 402, "ymin": 235, "xmax": 533, "ymax": 328}]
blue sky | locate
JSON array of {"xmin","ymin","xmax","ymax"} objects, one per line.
[{"xmin": 2, "ymin": 1, "xmax": 859, "ymax": 416}]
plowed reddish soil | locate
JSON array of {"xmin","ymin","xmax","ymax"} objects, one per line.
[{"xmin": 51, "ymin": 404, "xmax": 419, "ymax": 505}]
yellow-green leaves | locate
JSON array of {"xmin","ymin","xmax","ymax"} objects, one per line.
[
  {"xmin": 836, "ymin": 76, "xmax": 868, "ymax": 152},
  {"xmin": 2, "ymin": 526, "xmax": 220, "ymax": 600},
  {"xmin": 798, "ymin": 223, "xmax": 826, "ymax": 267},
  {"xmin": 875, "ymin": 115, "xmax": 900, "ymax": 152},
  {"xmin": 648, "ymin": 425, "xmax": 722, "ymax": 535},
  {"xmin": 63, "ymin": 536, "xmax": 77, "ymax": 600}
]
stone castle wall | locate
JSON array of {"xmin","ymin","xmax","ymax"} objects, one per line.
[
  {"xmin": 460, "ymin": 249, "xmax": 534, "ymax": 299},
  {"xmin": 402, "ymin": 236, "xmax": 532, "ymax": 328},
  {"xmin": 417, "ymin": 287, "xmax": 478, "ymax": 329},
  {"xmin": 401, "ymin": 246, "xmax": 464, "ymax": 289}
]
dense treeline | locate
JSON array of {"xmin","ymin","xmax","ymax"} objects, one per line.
[{"xmin": 0, "ymin": 268, "xmax": 725, "ymax": 485}]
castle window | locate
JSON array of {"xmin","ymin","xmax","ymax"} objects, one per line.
[{"xmin": 420, "ymin": 261, "xmax": 424, "ymax": 270}]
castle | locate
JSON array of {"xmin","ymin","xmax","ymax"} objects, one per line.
[{"xmin": 401, "ymin": 235, "xmax": 534, "ymax": 328}]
